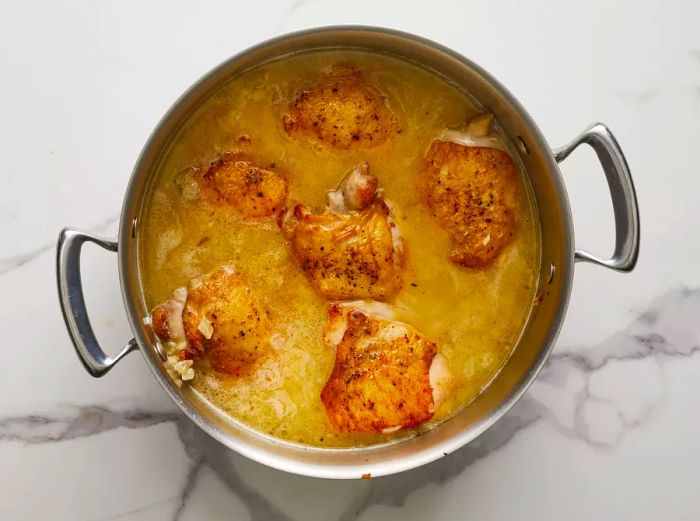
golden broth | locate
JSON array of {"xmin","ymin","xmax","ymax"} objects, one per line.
[{"xmin": 139, "ymin": 50, "xmax": 540, "ymax": 447}]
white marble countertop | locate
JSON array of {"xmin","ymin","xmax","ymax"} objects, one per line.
[{"xmin": 2, "ymin": 0, "xmax": 699, "ymax": 519}]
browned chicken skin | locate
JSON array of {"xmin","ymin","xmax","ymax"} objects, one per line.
[
  {"xmin": 284, "ymin": 164, "xmax": 404, "ymax": 300},
  {"xmin": 321, "ymin": 301, "xmax": 450, "ymax": 433},
  {"xmin": 421, "ymin": 115, "xmax": 518, "ymax": 268},
  {"xmin": 201, "ymin": 152, "xmax": 288, "ymax": 218},
  {"xmin": 283, "ymin": 67, "xmax": 397, "ymax": 149},
  {"xmin": 151, "ymin": 265, "xmax": 273, "ymax": 376}
]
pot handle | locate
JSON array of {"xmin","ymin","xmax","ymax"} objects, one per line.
[
  {"xmin": 57, "ymin": 228, "xmax": 138, "ymax": 377},
  {"xmin": 554, "ymin": 123, "xmax": 640, "ymax": 272}
]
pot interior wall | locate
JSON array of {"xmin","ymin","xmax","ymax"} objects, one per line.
[{"xmin": 119, "ymin": 27, "xmax": 573, "ymax": 478}]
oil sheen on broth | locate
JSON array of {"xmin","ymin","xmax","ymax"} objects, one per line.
[{"xmin": 139, "ymin": 50, "xmax": 540, "ymax": 447}]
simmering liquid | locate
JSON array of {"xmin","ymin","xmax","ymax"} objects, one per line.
[{"xmin": 139, "ymin": 50, "xmax": 540, "ymax": 447}]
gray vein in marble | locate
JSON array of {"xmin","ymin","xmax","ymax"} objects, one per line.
[
  {"xmin": 0, "ymin": 242, "xmax": 56, "ymax": 275},
  {"xmin": 172, "ymin": 455, "xmax": 205, "ymax": 521},
  {"xmin": 276, "ymin": 0, "xmax": 317, "ymax": 32},
  {"xmin": 0, "ymin": 404, "xmax": 180, "ymax": 444},
  {"xmin": 529, "ymin": 288, "xmax": 699, "ymax": 449},
  {"xmin": 0, "ymin": 213, "xmax": 119, "ymax": 276},
  {"xmin": 175, "ymin": 419, "xmax": 295, "ymax": 521},
  {"xmin": 535, "ymin": 362, "xmax": 659, "ymax": 449},
  {"xmin": 546, "ymin": 287, "xmax": 700, "ymax": 372},
  {"xmin": 96, "ymin": 496, "xmax": 178, "ymax": 521}
]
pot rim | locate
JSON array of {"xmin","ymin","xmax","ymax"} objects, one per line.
[{"xmin": 117, "ymin": 24, "xmax": 574, "ymax": 478}]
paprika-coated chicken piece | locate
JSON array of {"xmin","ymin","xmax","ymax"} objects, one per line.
[
  {"xmin": 420, "ymin": 114, "xmax": 518, "ymax": 268},
  {"xmin": 283, "ymin": 163, "xmax": 404, "ymax": 300},
  {"xmin": 151, "ymin": 264, "xmax": 273, "ymax": 376},
  {"xmin": 320, "ymin": 301, "xmax": 451, "ymax": 433},
  {"xmin": 282, "ymin": 67, "xmax": 397, "ymax": 150},
  {"xmin": 202, "ymin": 152, "xmax": 288, "ymax": 218}
]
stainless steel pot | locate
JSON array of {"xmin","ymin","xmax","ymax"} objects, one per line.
[{"xmin": 56, "ymin": 26, "xmax": 639, "ymax": 479}]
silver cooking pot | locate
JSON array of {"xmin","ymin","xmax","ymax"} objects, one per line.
[{"xmin": 56, "ymin": 26, "xmax": 639, "ymax": 479}]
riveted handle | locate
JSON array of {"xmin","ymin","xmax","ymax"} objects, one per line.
[
  {"xmin": 56, "ymin": 228, "xmax": 137, "ymax": 377},
  {"xmin": 554, "ymin": 123, "xmax": 640, "ymax": 272}
]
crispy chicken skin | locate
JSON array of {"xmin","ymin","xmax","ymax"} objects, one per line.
[
  {"xmin": 284, "ymin": 164, "xmax": 404, "ymax": 300},
  {"xmin": 290, "ymin": 202, "xmax": 402, "ymax": 300},
  {"xmin": 282, "ymin": 67, "xmax": 397, "ymax": 150},
  {"xmin": 202, "ymin": 152, "xmax": 287, "ymax": 218},
  {"xmin": 151, "ymin": 265, "xmax": 272, "ymax": 376},
  {"xmin": 421, "ymin": 115, "xmax": 518, "ymax": 268},
  {"xmin": 320, "ymin": 301, "xmax": 447, "ymax": 433}
]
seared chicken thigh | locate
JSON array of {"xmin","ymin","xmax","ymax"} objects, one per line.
[
  {"xmin": 421, "ymin": 114, "xmax": 518, "ymax": 268},
  {"xmin": 283, "ymin": 67, "xmax": 397, "ymax": 149},
  {"xmin": 284, "ymin": 164, "xmax": 404, "ymax": 300},
  {"xmin": 151, "ymin": 264, "xmax": 273, "ymax": 377},
  {"xmin": 321, "ymin": 301, "xmax": 451, "ymax": 433},
  {"xmin": 201, "ymin": 152, "xmax": 287, "ymax": 218}
]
